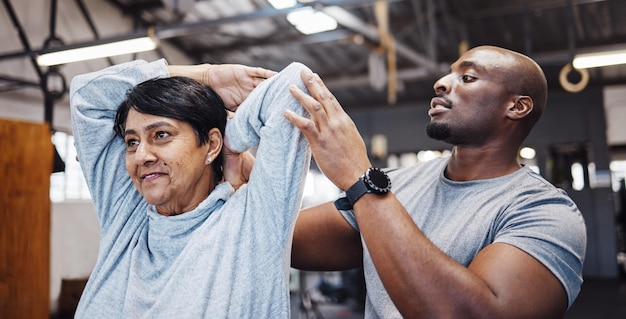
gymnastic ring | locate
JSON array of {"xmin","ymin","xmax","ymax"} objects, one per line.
[{"xmin": 559, "ymin": 63, "xmax": 589, "ymax": 93}]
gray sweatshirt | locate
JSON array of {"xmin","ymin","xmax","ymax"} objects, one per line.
[{"xmin": 69, "ymin": 59, "xmax": 311, "ymax": 318}]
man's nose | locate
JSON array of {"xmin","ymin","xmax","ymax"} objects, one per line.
[{"xmin": 433, "ymin": 74, "xmax": 451, "ymax": 95}]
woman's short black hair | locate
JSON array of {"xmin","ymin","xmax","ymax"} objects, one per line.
[{"xmin": 114, "ymin": 76, "xmax": 227, "ymax": 181}]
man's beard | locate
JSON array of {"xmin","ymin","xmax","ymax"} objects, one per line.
[{"xmin": 426, "ymin": 122, "xmax": 450, "ymax": 140}]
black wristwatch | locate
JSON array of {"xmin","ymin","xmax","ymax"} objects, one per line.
[{"xmin": 334, "ymin": 167, "xmax": 391, "ymax": 210}]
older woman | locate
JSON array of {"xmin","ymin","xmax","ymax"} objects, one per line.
[{"xmin": 70, "ymin": 59, "xmax": 311, "ymax": 318}]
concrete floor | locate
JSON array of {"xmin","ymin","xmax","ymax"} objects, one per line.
[{"xmin": 53, "ymin": 274, "xmax": 626, "ymax": 318}]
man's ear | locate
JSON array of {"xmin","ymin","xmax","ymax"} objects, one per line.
[
  {"xmin": 205, "ymin": 128, "xmax": 223, "ymax": 164},
  {"xmin": 507, "ymin": 95, "xmax": 534, "ymax": 120}
]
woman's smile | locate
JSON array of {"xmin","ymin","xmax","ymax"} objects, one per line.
[{"xmin": 141, "ymin": 172, "xmax": 167, "ymax": 183}]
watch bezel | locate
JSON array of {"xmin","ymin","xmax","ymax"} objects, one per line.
[{"xmin": 363, "ymin": 167, "xmax": 391, "ymax": 193}]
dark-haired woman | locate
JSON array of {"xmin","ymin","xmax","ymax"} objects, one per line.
[{"xmin": 70, "ymin": 59, "xmax": 311, "ymax": 318}]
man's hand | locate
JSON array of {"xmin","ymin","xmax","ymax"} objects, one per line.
[
  {"xmin": 168, "ymin": 64, "xmax": 276, "ymax": 111},
  {"xmin": 284, "ymin": 69, "xmax": 371, "ymax": 191}
]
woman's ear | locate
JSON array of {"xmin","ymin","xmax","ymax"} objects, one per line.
[
  {"xmin": 205, "ymin": 128, "xmax": 223, "ymax": 165},
  {"xmin": 507, "ymin": 95, "xmax": 534, "ymax": 120}
]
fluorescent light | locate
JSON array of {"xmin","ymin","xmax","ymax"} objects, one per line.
[
  {"xmin": 37, "ymin": 37, "xmax": 158, "ymax": 66},
  {"xmin": 268, "ymin": 1, "xmax": 338, "ymax": 35},
  {"xmin": 287, "ymin": 8, "xmax": 338, "ymax": 35},
  {"xmin": 572, "ymin": 49, "xmax": 626, "ymax": 69},
  {"xmin": 268, "ymin": 0, "xmax": 297, "ymax": 9}
]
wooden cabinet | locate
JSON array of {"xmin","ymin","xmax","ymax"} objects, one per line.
[{"xmin": 0, "ymin": 119, "xmax": 52, "ymax": 319}]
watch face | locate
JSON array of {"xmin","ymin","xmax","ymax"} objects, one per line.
[{"xmin": 366, "ymin": 168, "xmax": 391, "ymax": 192}]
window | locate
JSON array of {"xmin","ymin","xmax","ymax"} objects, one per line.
[
  {"xmin": 611, "ymin": 160, "xmax": 626, "ymax": 192},
  {"xmin": 50, "ymin": 132, "xmax": 91, "ymax": 202}
]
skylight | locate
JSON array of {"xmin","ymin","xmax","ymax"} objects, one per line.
[{"xmin": 269, "ymin": 0, "xmax": 338, "ymax": 35}]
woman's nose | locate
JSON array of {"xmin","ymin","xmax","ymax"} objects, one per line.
[{"xmin": 134, "ymin": 142, "xmax": 157, "ymax": 165}]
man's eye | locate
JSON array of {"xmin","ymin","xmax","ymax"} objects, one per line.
[{"xmin": 461, "ymin": 75, "xmax": 476, "ymax": 82}]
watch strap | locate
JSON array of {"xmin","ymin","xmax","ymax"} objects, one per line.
[
  {"xmin": 345, "ymin": 178, "xmax": 370, "ymax": 207},
  {"xmin": 334, "ymin": 167, "xmax": 395, "ymax": 211},
  {"xmin": 333, "ymin": 177, "xmax": 370, "ymax": 211},
  {"xmin": 334, "ymin": 197, "xmax": 352, "ymax": 211}
]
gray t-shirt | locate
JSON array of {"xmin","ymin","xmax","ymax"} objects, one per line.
[
  {"xmin": 70, "ymin": 60, "xmax": 311, "ymax": 318},
  {"xmin": 339, "ymin": 157, "xmax": 586, "ymax": 318}
]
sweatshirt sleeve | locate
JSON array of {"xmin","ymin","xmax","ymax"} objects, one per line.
[
  {"xmin": 225, "ymin": 62, "xmax": 312, "ymax": 241},
  {"xmin": 69, "ymin": 59, "xmax": 169, "ymax": 231}
]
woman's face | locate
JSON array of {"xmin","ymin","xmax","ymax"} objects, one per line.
[{"xmin": 123, "ymin": 109, "xmax": 214, "ymax": 215}]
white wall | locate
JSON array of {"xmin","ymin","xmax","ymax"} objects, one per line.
[
  {"xmin": 604, "ymin": 84, "xmax": 626, "ymax": 147},
  {"xmin": 50, "ymin": 201, "xmax": 99, "ymax": 314}
]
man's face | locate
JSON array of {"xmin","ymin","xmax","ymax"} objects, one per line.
[
  {"xmin": 427, "ymin": 48, "xmax": 514, "ymax": 146},
  {"xmin": 123, "ymin": 109, "xmax": 212, "ymax": 214}
]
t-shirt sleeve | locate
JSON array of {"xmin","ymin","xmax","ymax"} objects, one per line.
[{"xmin": 494, "ymin": 188, "xmax": 587, "ymax": 308}]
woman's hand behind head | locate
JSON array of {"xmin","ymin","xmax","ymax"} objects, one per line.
[
  {"xmin": 221, "ymin": 137, "xmax": 255, "ymax": 191},
  {"xmin": 168, "ymin": 63, "xmax": 276, "ymax": 112},
  {"xmin": 204, "ymin": 64, "xmax": 276, "ymax": 112}
]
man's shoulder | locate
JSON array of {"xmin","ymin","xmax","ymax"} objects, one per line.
[
  {"xmin": 384, "ymin": 157, "xmax": 448, "ymax": 192},
  {"xmin": 386, "ymin": 156, "xmax": 448, "ymax": 177}
]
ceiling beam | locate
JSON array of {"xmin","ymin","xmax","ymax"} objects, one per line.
[
  {"xmin": 323, "ymin": 66, "xmax": 433, "ymax": 89},
  {"xmin": 0, "ymin": 0, "xmax": 391, "ymax": 62},
  {"xmin": 460, "ymin": 0, "xmax": 610, "ymax": 20},
  {"xmin": 321, "ymin": 5, "xmax": 448, "ymax": 74}
]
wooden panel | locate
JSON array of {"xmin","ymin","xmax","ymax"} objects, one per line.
[{"xmin": 0, "ymin": 119, "xmax": 52, "ymax": 319}]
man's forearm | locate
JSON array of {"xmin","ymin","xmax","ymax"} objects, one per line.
[{"xmin": 353, "ymin": 193, "xmax": 498, "ymax": 318}]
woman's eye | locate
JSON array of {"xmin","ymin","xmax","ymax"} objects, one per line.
[
  {"xmin": 125, "ymin": 139, "xmax": 139, "ymax": 150},
  {"xmin": 155, "ymin": 131, "xmax": 170, "ymax": 139}
]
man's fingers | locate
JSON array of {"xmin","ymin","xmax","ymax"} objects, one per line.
[
  {"xmin": 289, "ymin": 84, "xmax": 329, "ymax": 125},
  {"xmin": 300, "ymin": 69, "xmax": 342, "ymax": 117},
  {"xmin": 284, "ymin": 109, "xmax": 317, "ymax": 137}
]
